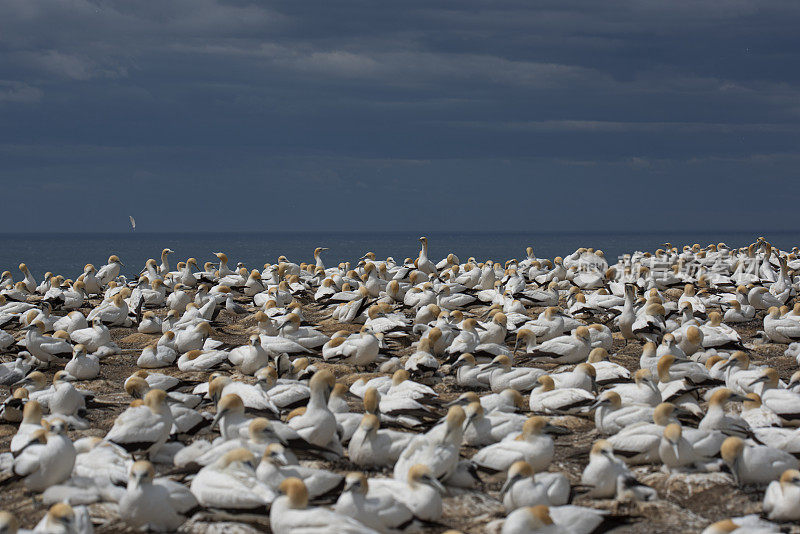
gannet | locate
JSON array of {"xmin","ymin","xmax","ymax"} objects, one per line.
[
  {"xmin": 472, "ymin": 416, "xmax": 556, "ymax": 473},
  {"xmin": 367, "ymin": 464, "xmax": 445, "ymax": 521},
  {"xmin": 763, "ymin": 469, "xmax": 800, "ymax": 521},
  {"xmin": 271, "ymin": 477, "xmax": 379, "ymax": 533},
  {"xmin": 393, "ymin": 405, "xmax": 465, "ymax": 482},
  {"xmin": 63, "ymin": 344, "xmax": 99, "ymax": 381},
  {"xmin": 105, "ymin": 389, "xmax": 173, "ymax": 458},
  {"xmin": 118, "ymin": 460, "xmax": 190, "ymax": 531},
  {"xmin": 24, "ymin": 321, "xmax": 72, "ymax": 367},
  {"xmin": 721, "ymin": 436, "xmax": 799, "ymax": 485},
  {"xmin": 525, "ymin": 326, "xmax": 592, "ymax": 364},
  {"xmin": 11, "ymin": 418, "xmax": 75, "ymax": 491},
  {"xmin": 190, "ymin": 448, "xmax": 275, "ymax": 514},
  {"xmin": 334, "ymin": 472, "xmax": 414, "ymax": 532},
  {"xmin": 488, "ymin": 355, "xmax": 545, "ymax": 393},
  {"xmin": 287, "ymin": 370, "xmax": 339, "ymax": 450},
  {"xmin": 529, "ymin": 375, "xmax": 594, "ymax": 414},
  {"xmin": 348, "ymin": 414, "xmax": 414, "ymax": 467},
  {"xmin": 501, "ymin": 504, "xmax": 607, "ymax": 534},
  {"xmin": 256, "ymin": 443, "xmax": 343, "ymax": 498},
  {"xmin": 500, "ymin": 460, "xmax": 570, "ymax": 510},
  {"xmin": 581, "ymin": 440, "xmax": 634, "ymax": 498}
]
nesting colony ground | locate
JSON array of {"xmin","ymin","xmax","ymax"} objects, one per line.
[{"xmin": 1, "ymin": 246, "xmax": 799, "ymax": 534}]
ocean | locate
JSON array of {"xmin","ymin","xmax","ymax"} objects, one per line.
[{"xmin": 1, "ymin": 231, "xmax": 799, "ymax": 280}]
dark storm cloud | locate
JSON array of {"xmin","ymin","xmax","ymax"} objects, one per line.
[{"xmin": 1, "ymin": 0, "xmax": 799, "ymax": 232}]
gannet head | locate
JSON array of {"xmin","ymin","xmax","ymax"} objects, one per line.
[
  {"xmin": 44, "ymin": 503, "xmax": 75, "ymax": 531},
  {"xmin": 309, "ymin": 369, "xmax": 335, "ymax": 398},
  {"xmin": 719, "ymin": 437, "xmax": 744, "ymax": 482},
  {"xmin": 358, "ymin": 413, "xmax": 380, "ymax": 435},
  {"xmin": 129, "ymin": 460, "xmax": 155, "ymax": 488},
  {"xmin": 519, "ymin": 416, "xmax": 550, "ymax": 439},
  {"xmin": 124, "ymin": 376, "xmax": 149, "ymax": 399},
  {"xmin": 21, "ymin": 399, "xmax": 42, "ymax": 425},
  {"xmin": 742, "ymin": 393, "xmax": 761, "ymax": 411},
  {"xmin": 451, "ymin": 353, "xmax": 476, "ymax": 370},
  {"xmin": 525, "ymin": 505, "xmax": 554, "ymax": 528},
  {"xmin": 707, "ymin": 311, "xmax": 723, "ymax": 327},
  {"xmin": 502, "ymin": 388, "xmax": 525, "ymax": 410},
  {"xmin": 633, "ymin": 368, "xmax": 652, "ymax": 386},
  {"xmin": 464, "ymin": 401, "xmax": 484, "ymax": 427},
  {"xmin": 143, "ymin": 389, "xmax": 168, "ymax": 414},
  {"xmin": 255, "ymin": 366, "xmax": 277, "ymax": 388},
  {"xmin": 651, "ymin": 403, "xmax": 676, "ymax": 426},
  {"xmin": 219, "ymin": 448, "xmax": 257, "ymax": 471},
  {"xmin": 747, "ymin": 367, "xmax": 779, "ymax": 390},
  {"xmin": 663, "ymin": 422, "xmax": 682, "ymax": 444},
  {"xmin": 489, "ymin": 354, "xmax": 512, "ymax": 371},
  {"xmin": 656, "ymin": 354, "xmax": 677, "ymax": 381},
  {"xmin": 575, "ymin": 326, "xmax": 590, "ymax": 341},
  {"xmin": 708, "ymin": 388, "xmax": 747, "ymax": 408},
  {"xmin": 591, "ymin": 390, "xmax": 622, "ymax": 410},
  {"xmin": 279, "ymin": 477, "xmax": 309, "ymax": 509},
  {"xmin": 16, "ymin": 371, "xmax": 46, "ymax": 391},
  {"xmin": 212, "ymin": 393, "xmax": 244, "ymax": 428},
  {"xmin": 408, "ymin": 464, "xmax": 445, "ymax": 492},
  {"xmin": 443, "ymin": 405, "xmax": 466, "ymax": 442},
  {"xmin": 587, "ymin": 347, "xmax": 609, "ymax": 363},
  {"xmin": 536, "ymin": 375, "xmax": 555, "ymax": 392},
  {"xmin": 248, "ymin": 418, "xmax": 285, "ymax": 446},
  {"xmin": 391, "ymin": 369, "xmax": 410, "ymax": 387},
  {"xmin": 780, "ymin": 469, "xmax": 800, "ymax": 490},
  {"xmin": 590, "ymin": 439, "xmax": 615, "ymax": 459},
  {"xmin": 343, "ymin": 472, "xmax": 369, "ymax": 495},
  {"xmin": 500, "ymin": 460, "xmax": 535, "ymax": 497}
]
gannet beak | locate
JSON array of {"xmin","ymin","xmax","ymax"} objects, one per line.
[
  {"xmin": 588, "ymin": 398, "xmax": 607, "ymax": 411},
  {"xmin": 729, "ymin": 393, "xmax": 749, "ymax": 403},
  {"xmin": 444, "ymin": 396, "xmax": 466, "ymax": 407},
  {"xmin": 499, "ymin": 474, "xmax": 521, "ymax": 498},
  {"xmin": 211, "ymin": 408, "xmax": 226, "ymax": 429},
  {"xmin": 748, "ymin": 376, "xmax": 768, "ymax": 386}
]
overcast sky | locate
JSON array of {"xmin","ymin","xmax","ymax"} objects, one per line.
[{"xmin": 2, "ymin": 0, "xmax": 799, "ymax": 233}]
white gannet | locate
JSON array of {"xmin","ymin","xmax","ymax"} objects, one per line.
[
  {"xmin": 24, "ymin": 320, "xmax": 72, "ymax": 367},
  {"xmin": 256, "ymin": 443, "xmax": 343, "ymax": 498},
  {"xmin": 63, "ymin": 344, "xmax": 99, "ymax": 381},
  {"xmin": 526, "ymin": 326, "xmax": 592, "ymax": 364},
  {"xmin": 393, "ymin": 405, "xmax": 465, "ymax": 482},
  {"xmin": 348, "ymin": 414, "xmax": 414, "ymax": 467},
  {"xmin": 471, "ymin": 416, "xmax": 556, "ymax": 473},
  {"xmin": 105, "ymin": 389, "xmax": 174, "ymax": 458},
  {"xmin": 581, "ymin": 439, "xmax": 633, "ymax": 498},
  {"xmin": 501, "ymin": 504, "xmax": 607, "ymax": 534},
  {"xmin": 190, "ymin": 448, "xmax": 275, "ymax": 514},
  {"xmin": 287, "ymin": 370, "xmax": 339, "ymax": 451},
  {"xmin": 118, "ymin": 460, "xmax": 189, "ymax": 531},
  {"xmin": 367, "ymin": 464, "xmax": 445, "ymax": 521},
  {"xmin": 591, "ymin": 391, "xmax": 654, "ymax": 435},
  {"xmin": 608, "ymin": 369, "xmax": 661, "ymax": 407},
  {"xmin": 500, "ymin": 460, "xmax": 570, "ymax": 510},
  {"xmin": 721, "ymin": 436, "xmax": 799, "ymax": 485},
  {"xmin": 334, "ymin": 472, "xmax": 414, "ymax": 532},
  {"xmin": 763, "ymin": 468, "xmax": 800, "ymax": 521},
  {"xmin": 270, "ymin": 477, "xmax": 379, "ymax": 534},
  {"xmin": 11, "ymin": 418, "xmax": 75, "ymax": 491},
  {"xmin": 529, "ymin": 375, "xmax": 594, "ymax": 414}
]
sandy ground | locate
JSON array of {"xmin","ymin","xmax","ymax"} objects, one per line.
[{"xmin": 1, "ymin": 290, "xmax": 799, "ymax": 533}]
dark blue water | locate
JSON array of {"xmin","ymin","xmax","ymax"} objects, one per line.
[{"xmin": 1, "ymin": 231, "xmax": 799, "ymax": 280}]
